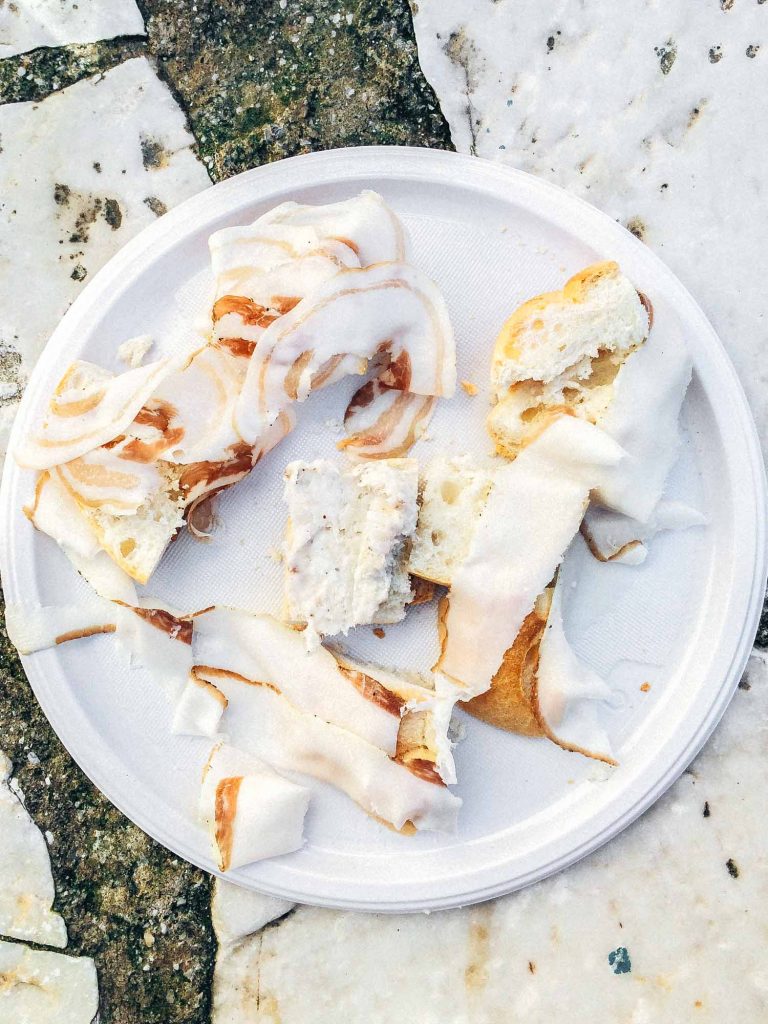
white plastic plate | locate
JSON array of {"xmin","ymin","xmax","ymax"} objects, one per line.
[{"xmin": 1, "ymin": 148, "xmax": 765, "ymax": 911}]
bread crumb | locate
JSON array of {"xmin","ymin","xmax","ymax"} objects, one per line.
[
  {"xmin": 372, "ymin": 627, "xmax": 386, "ymax": 639},
  {"xmin": 117, "ymin": 334, "xmax": 153, "ymax": 368},
  {"xmin": 461, "ymin": 380, "xmax": 479, "ymax": 396},
  {"xmin": 640, "ymin": 682, "xmax": 651, "ymax": 693},
  {"xmin": 268, "ymin": 547, "xmax": 284, "ymax": 564}
]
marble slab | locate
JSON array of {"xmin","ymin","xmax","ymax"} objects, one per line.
[{"xmin": 0, "ymin": 0, "xmax": 145, "ymax": 60}]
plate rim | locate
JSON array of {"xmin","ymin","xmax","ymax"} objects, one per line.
[{"xmin": 2, "ymin": 145, "xmax": 766, "ymax": 911}]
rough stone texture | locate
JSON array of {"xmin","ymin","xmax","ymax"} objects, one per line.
[
  {"xmin": 142, "ymin": 0, "xmax": 452, "ymax": 180},
  {"xmin": 0, "ymin": 3, "xmax": 451, "ymax": 1021},
  {"xmin": 0, "ymin": 593, "xmax": 215, "ymax": 1023}
]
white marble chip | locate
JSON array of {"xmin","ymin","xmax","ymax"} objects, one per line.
[
  {"xmin": 0, "ymin": 55, "xmax": 210, "ymax": 459},
  {"xmin": 212, "ymin": 878, "xmax": 295, "ymax": 947},
  {"xmin": 0, "ymin": 938, "xmax": 98, "ymax": 1023},
  {"xmin": 412, "ymin": 0, "xmax": 768, "ymax": 440},
  {"xmin": 0, "ymin": 0, "xmax": 145, "ymax": 60},
  {"xmin": 212, "ymin": 654, "xmax": 768, "ymax": 1023},
  {"xmin": 0, "ymin": 751, "xmax": 67, "ymax": 948}
]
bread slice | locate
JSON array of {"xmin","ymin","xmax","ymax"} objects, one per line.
[
  {"xmin": 407, "ymin": 455, "xmax": 495, "ymax": 586},
  {"xmin": 488, "ymin": 261, "xmax": 650, "ymax": 458},
  {"xmin": 282, "ymin": 459, "xmax": 419, "ymax": 645}
]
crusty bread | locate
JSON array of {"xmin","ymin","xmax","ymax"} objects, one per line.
[
  {"xmin": 459, "ymin": 590, "xmax": 552, "ymax": 736},
  {"xmin": 488, "ymin": 261, "xmax": 650, "ymax": 458},
  {"xmin": 407, "ymin": 456, "xmax": 495, "ymax": 586}
]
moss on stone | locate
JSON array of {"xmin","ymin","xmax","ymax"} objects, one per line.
[{"xmin": 140, "ymin": 0, "xmax": 452, "ymax": 180}]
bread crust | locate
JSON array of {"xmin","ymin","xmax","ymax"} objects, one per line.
[{"xmin": 492, "ymin": 260, "xmax": 621, "ymax": 371}]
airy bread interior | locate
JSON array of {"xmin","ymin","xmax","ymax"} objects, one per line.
[
  {"xmin": 407, "ymin": 455, "xmax": 495, "ymax": 586},
  {"xmin": 488, "ymin": 261, "xmax": 650, "ymax": 459}
]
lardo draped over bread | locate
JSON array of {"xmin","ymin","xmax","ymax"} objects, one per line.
[{"xmin": 17, "ymin": 192, "xmax": 454, "ymax": 588}]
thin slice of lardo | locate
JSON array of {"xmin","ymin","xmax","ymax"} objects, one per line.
[
  {"xmin": 408, "ymin": 455, "xmax": 496, "ymax": 586},
  {"xmin": 439, "ymin": 417, "xmax": 625, "ymax": 698},
  {"xmin": 192, "ymin": 608, "xmax": 405, "ymax": 754},
  {"xmin": 172, "ymin": 673, "xmax": 228, "ymax": 737},
  {"xmin": 14, "ymin": 354, "xmax": 177, "ymax": 470},
  {"xmin": 0, "ymin": 940, "xmax": 99, "ymax": 1024},
  {"xmin": 581, "ymin": 500, "xmax": 706, "ymax": 565},
  {"xmin": 535, "ymin": 578, "xmax": 614, "ymax": 763},
  {"xmin": 460, "ymin": 591, "xmax": 552, "ymax": 738},
  {"xmin": 235, "ymin": 261, "xmax": 456, "ymax": 443},
  {"xmin": 255, "ymin": 190, "xmax": 409, "ymax": 266},
  {"xmin": 0, "ymin": 752, "xmax": 67, "ymax": 948},
  {"xmin": 200, "ymin": 742, "xmax": 309, "ymax": 871},
  {"xmin": 463, "ymin": 580, "xmax": 615, "ymax": 763},
  {"xmin": 340, "ymin": 379, "xmax": 436, "ymax": 460},
  {"xmin": 24, "ymin": 470, "xmax": 139, "ymax": 603},
  {"xmin": 590, "ymin": 321, "xmax": 693, "ymax": 523},
  {"xmin": 200, "ymin": 675, "xmax": 460, "ymax": 833},
  {"xmin": 7, "ymin": 597, "xmax": 194, "ymax": 700},
  {"xmin": 209, "ymin": 224, "xmax": 360, "ymax": 356},
  {"xmin": 282, "ymin": 458, "xmax": 418, "ymax": 645}
]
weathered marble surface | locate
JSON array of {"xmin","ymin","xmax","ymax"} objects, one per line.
[
  {"xmin": 0, "ymin": 0, "xmax": 144, "ymax": 59},
  {"xmin": 213, "ymin": 658, "xmax": 768, "ymax": 1023},
  {"xmin": 0, "ymin": 55, "xmax": 209, "ymax": 456}
]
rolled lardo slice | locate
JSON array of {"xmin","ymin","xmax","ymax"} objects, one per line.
[
  {"xmin": 24, "ymin": 470, "xmax": 138, "ymax": 603},
  {"xmin": 151, "ymin": 344, "xmax": 246, "ymax": 466},
  {"xmin": 581, "ymin": 500, "xmax": 706, "ymax": 565},
  {"xmin": 209, "ymin": 224, "xmax": 360, "ymax": 356},
  {"xmin": 255, "ymin": 190, "xmax": 409, "ymax": 265},
  {"xmin": 234, "ymin": 262, "xmax": 456, "ymax": 442},
  {"xmin": 534, "ymin": 579, "xmax": 615, "ymax": 764},
  {"xmin": 0, "ymin": 940, "xmax": 99, "ymax": 1024},
  {"xmin": 339, "ymin": 378, "xmax": 436, "ymax": 460},
  {"xmin": 438, "ymin": 417, "xmax": 625, "ymax": 698},
  {"xmin": 14, "ymin": 354, "xmax": 178, "ymax": 470},
  {"xmin": 172, "ymin": 673, "xmax": 228, "ymax": 737},
  {"xmin": 282, "ymin": 458, "xmax": 418, "ymax": 646},
  {"xmin": 200, "ymin": 743, "xmax": 309, "ymax": 871},
  {"xmin": 202, "ymin": 678, "xmax": 461, "ymax": 833},
  {"xmin": 0, "ymin": 752, "xmax": 67, "ymax": 947},
  {"xmin": 192, "ymin": 608, "xmax": 404, "ymax": 755},
  {"xmin": 589, "ymin": 323, "xmax": 693, "ymax": 523}
]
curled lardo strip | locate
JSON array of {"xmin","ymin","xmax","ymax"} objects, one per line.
[
  {"xmin": 339, "ymin": 376, "xmax": 436, "ymax": 460},
  {"xmin": 234, "ymin": 262, "xmax": 456, "ymax": 444},
  {"xmin": 14, "ymin": 356, "xmax": 178, "ymax": 470}
]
